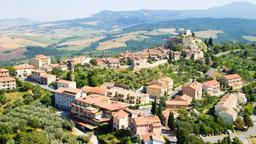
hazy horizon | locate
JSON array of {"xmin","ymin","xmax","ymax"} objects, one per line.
[{"xmin": 0, "ymin": 0, "xmax": 255, "ymax": 21}]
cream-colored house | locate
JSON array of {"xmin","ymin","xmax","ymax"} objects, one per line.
[
  {"xmin": 0, "ymin": 68, "xmax": 9, "ymax": 78},
  {"xmin": 54, "ymin": 87, "xmax": 83, "ymax": 111},
  {"xmin": 147, "ymin": 77, "xmax": 173, "ymax": 98},
  {"xmin": 182, "ymin": 81, "xmax": 203, "ymax": 99},
  {"xmin": 30, "ymin": 54, "xmax": 51, "ymax": 69},
  {"xmin": 223, "ymin": 74, "xmax": 243, "ymax": 89},
  {"xmin": 112, "ymin": 110, "xmax": 129, "ymax": 130},
  {"xmin": 165, "ymin": 94, "xmax": 193, "ymax": 111},
  {"xmin": 203, "ymin": 80, "xmax": 220, "ymax": 96},
  {"xmin": 30, "ymin": 70, "xmax": 56, "ymax": 85},
  {"xmin": 57, "ymin": 79, "xmax": 77, "ymax": 88},
  {"xmin": 0, "ymin": 77, "xmax": 16, "ymax": 90},
  {"xmin": 14, "ymin": 64, "xmax": 34, "ymax": 79}
]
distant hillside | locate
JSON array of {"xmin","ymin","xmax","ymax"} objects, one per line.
[
  {"xmin": 1, "ymin": 1, "xmax": 256, "ymax": 63},
  {"xmin": 0, "ymin": 18, "xmax": 39, "ymax": 30},
  {"xmin": 125, "ymin": 18, "xmax": 256, "ymax": 42},
  {"xmin": 40, "ymin": 1, "xmax": 256, "ymax": 30},
  {"xmin": 7, "ymin": 1, "xmax": 256, "ymax": 31}
]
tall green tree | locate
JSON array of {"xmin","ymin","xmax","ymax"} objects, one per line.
[
  {"xmin": 168, "ymin": 112, "xmax": 176, "ymax": 131},
  {"xmin": 157, "ymin": 104, "xmax": 163, "ymax": 122},
  {"xmin": 208, "ymin": 37, "xmax": 214, "ymax": 47},
  {"xmin": 151, "ymin": 98, "xmax": 158, "ymax": 115},
  {"xmin": 176, "ymin": 126, "xmax": 189, "ymax": 144}
]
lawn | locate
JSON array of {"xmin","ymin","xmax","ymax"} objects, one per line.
[{"xmin": 0, "ymin": 91, "xmax": 27, "ymax": 115}]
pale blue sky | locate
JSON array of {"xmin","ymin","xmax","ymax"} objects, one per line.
[{"xmin": 0, "ymin": 0, "xmax": 255, "ymax": 21}]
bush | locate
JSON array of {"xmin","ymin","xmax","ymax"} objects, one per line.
[
  {"xmin": 16, "ymin": 131, "xmax": 50, "ymax": 144},
  {"xmin": 0, "ymin": 94, "xmax": 8, "ymax": 106},
  {"xmin": 23, "ymin": 93, "xmax": 34, "ymax": 104},
  {"xmin": 40, "ymin": 94, "xmax": 53, "ymax": 107},
  {"xmin": 62, "ymin": 120, "xmax": 74, "ymax": 131}
]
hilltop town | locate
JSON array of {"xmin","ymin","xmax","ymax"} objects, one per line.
[{"xmin": 0, "ymin": 30, "xmax": 256, "ymax": 144}]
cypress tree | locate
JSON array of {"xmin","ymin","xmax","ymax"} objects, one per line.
[
  {"xmin": 151, "ymin": 98, "xmax": 158, "ymax": 115},
  {"xmin": 168, "ymin": 112, "xmax": 175, "ymax": 131},
  {"xmin": 208, "ymin": 37, "xmax": 214, "ymax": 47}
]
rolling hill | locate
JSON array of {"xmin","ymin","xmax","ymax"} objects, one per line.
[{"xmin": 1, "ymin": 1, "xmax": 256, "ymax": 63}]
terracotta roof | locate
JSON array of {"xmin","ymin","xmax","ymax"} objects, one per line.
[
  {"xmin": 185, "ymin": 81, "xmax": 203, "ymax": 90},
  {"xmin": 92, "ymin": 87, "xmax": 107, "ymax": 95},
  {"xmin": 165, "ymin": 94, "xmax": 192, "ymax": 106},
  {"xmin": 224, "ymin": 74, "xmax": 241, "ymax": 80},
  {"xmin": 40, "ymin": 73, "xmax": 55, "ymax": 78},
  {"xmin": 35, "ymin": 54, "xmax": 48, "ymax": 59},
  {"xmin": 147, "ymin": 84, "xmax": 163, "ymax": 90},
  {"xmin": 14, "ymin": 64, "xmax": 34, "ymax": 70},
  {"xmin": 150, "ymin": 80, "xmax": 164, "ymax": 87},
  {"xmin": 77, "ymin": 94, "xmax": 109, "ymax": 105},
  {"xmin": 32, "ymin": 69, "xmax": 46, "ymax": 73},
  {"xmin": 159, "ymin": 77, "xmax": 173, "ymax": 82},
  {"xmin": 97, "ymin": 102, "xmax": 128, "ymax": 111},
  {"xmin": 203, "ymin": 80, "xmax": 219, "ymax": 87},
  {"xmin": 55, "ymin": 87, "xmax": 81, "ymax": 95},
  {"xmin": 112, "ymin": 110, "xmax": 129, "ymax": 119},
  {"xmin": 81, "ymin": 86, "xmax": 107, "ymax": 95},
  {"xmin": 162, "ymin": 109, "xmax": 179, "ymax": 119},
  {"xmin": 0, "ymin": 68, "xmax": 9, "ymax": 72},
  {"xmin": 134, "ymin": 116, "xmax": 161, "ymax": 127},
  {"xmin": 57, "ymin": 79, "xmax": 74, "ymax": 85},
  {"xmin": 81, "ymin": 86, "xmax": 94, "ymax": 93},
  {"xmin": 0, "ymin": 77, "xmax": 15, "ymax": 82}
]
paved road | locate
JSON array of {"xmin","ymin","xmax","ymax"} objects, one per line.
[
  {"xmin": 161, "ymin": 126, "xmax": 177, "ymax": 143},
  {"xmin": 39, "ymin": 84, "xmax": 56, "ymax": 92}
]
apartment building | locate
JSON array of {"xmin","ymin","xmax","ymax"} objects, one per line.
[
  {"xmin": 203, "ymin": 80, "xmax": 221, "ymax": 96},
  {"xmin": 147, "ymin": 77, "xmax": 173, "ymax": 98},
  {"xmin": 14, "ymin": 64, "xmax": 34, "ymax": 79},
  {"xmin": 182, "ymin": 81, "xmax": 203, "ymax": 99},
  {"xmin": 215, "ymin": 92, "xmax": 247, "ymax": 124},
  {"xmin": 165, "ymin": 94, "xmax": 193, "ymax": 111},
  {"xmin": 223, "ymin": 74, "xmax": 243, "ymax": 89},
  {"xmin": 30, "ymin": 70, "xmax": 56, "ymax": 85},
  {"xmin": 0, "ymin": 68, "xmax": 9, "ymax": 78},
  {"xmin": 57, "ymin": 80, "xmax": 77, "ymax": 88},
  {"xmin": 0, "ymin": 77, "xmax": 16, "ymax": 90},
  {"xmin": 70, "ymin": 94, "xmax": 128, "ymax": 126},
  {"xmin": 30, "ymin": 54, "xmax": 51, "ymax": 69},
  {"xmin": 54, "ymin": 87, "xmax": 83, "ymax": 111},
  {"xmin": 107, "ymin": 87, "xmax": 150, "ymax": 105}
]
